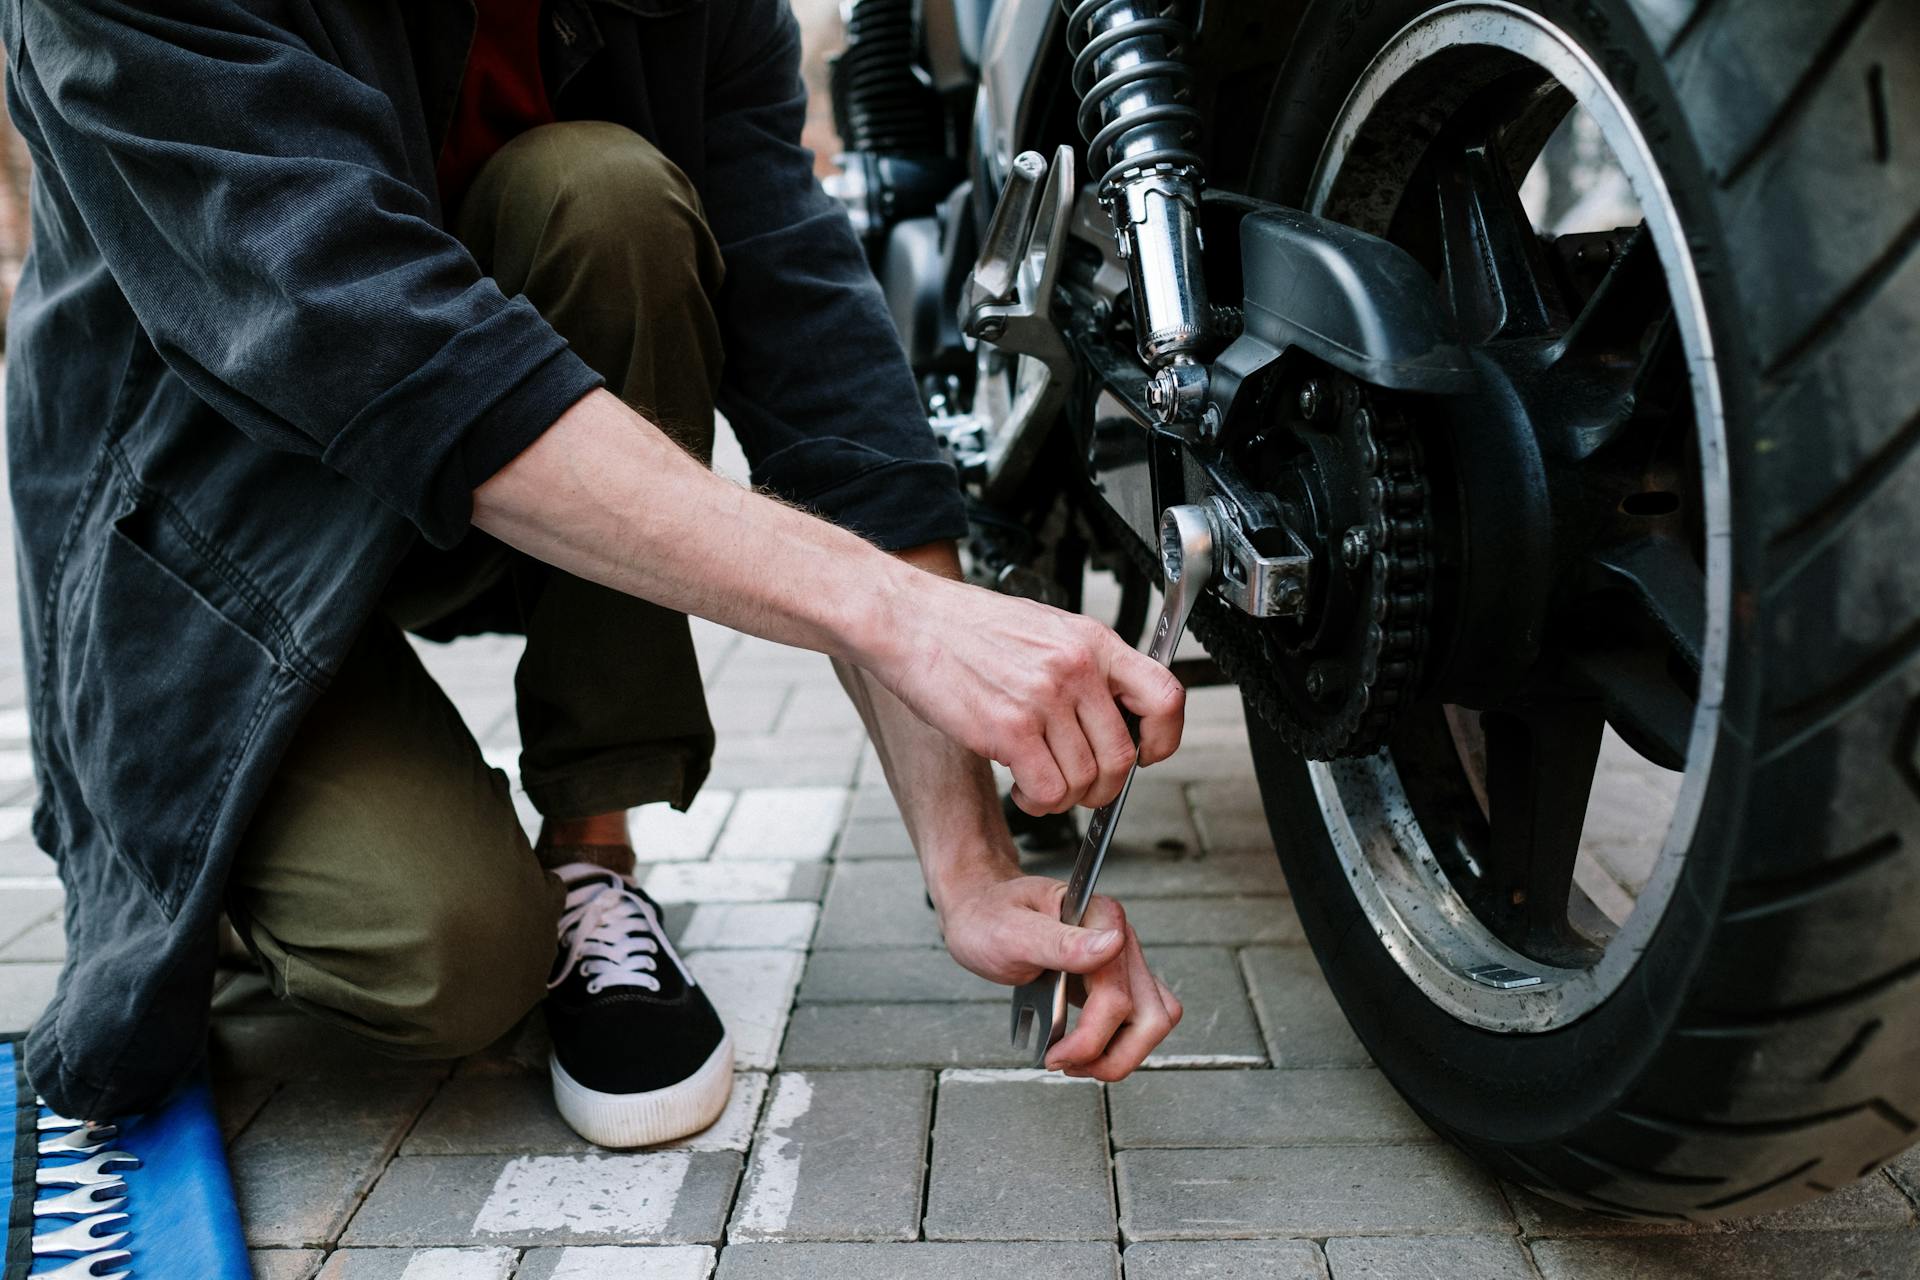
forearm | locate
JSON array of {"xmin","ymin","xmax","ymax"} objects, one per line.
[
  {"xmin": 474, "ymin": 389, "xmax": 913, "ymax": 667},
  {"xmin": 831, "ymin": 544, "xmax": 1021, "ymax": 914}
]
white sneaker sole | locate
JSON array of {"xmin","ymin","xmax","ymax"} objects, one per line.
[{"xmin": 550, "ymin": 1033, "xmax": 735, "ymax": 1149}]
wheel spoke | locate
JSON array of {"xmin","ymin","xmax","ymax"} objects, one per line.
[
  {"xmin": 1433, "ymin": 134, "xmax": 1566, "ymax": 343},
  {"xmin": 1565, "ymin": 643, "xmax": 1694, "ymax": 771},
  {"xmin": 1479, "ymin": 703, "xmax": 1605, "ymax": 961},
  {"xmin": 1552, "ymin": 227, "xmax": 1668, "ymax": 364},
  {"xmin": 1591, "ymin": 534, "xmax": 1704, "ymax": 672}
]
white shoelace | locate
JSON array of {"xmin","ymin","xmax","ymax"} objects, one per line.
[{"xmin": 548, "ymin": 862, "xmax": 694, "ymax": 996}]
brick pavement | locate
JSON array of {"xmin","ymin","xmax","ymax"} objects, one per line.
[{"xmin": 0, "ymin": 455, "xmax": 1915, "ymax": 1278}]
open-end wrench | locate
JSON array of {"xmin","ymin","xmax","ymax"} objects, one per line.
[{"xmin": 1011, "ymin": 504, "xmax": 1216, "ymax": 1066}]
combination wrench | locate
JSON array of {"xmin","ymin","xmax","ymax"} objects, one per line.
[{"xmin": 1010, "ymin": 503, "xmax": 1216, "ymax": 1066}]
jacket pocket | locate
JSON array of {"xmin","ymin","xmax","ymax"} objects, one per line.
[{"xmin": 60, "ymin": 512, "xmax": 284, "ymax": 918}]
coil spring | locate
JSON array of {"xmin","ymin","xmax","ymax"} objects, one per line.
[{"xmin": 1060, "ymin": 0, "xmax": 1204, "ymax": 191}]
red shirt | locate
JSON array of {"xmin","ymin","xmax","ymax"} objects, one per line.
[{"xmin": 437, "ymin": 1, "xmax": 556, "ymax": 210}]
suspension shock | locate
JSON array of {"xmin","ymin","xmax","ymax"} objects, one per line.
[{"xmin": 1063, "ymin": 0, "xmax": 1211, "ymax": 423}]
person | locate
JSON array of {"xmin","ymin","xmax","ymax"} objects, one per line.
[{"xmin": 2, "ymin": 0, "xmax": 1188, "ymax": 1145}]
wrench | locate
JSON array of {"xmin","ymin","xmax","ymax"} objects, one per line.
[{"xmin": 1010, "ymin": 504, "xmax": 1216, "ymax": 1067}]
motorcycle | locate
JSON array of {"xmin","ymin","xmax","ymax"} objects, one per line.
[{"xmin": 827, "ymin": 0, "xmax": 1920, "ymax": 1221}]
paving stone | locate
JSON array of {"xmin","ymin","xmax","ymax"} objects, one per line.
[
  {"xmin": 777, "ymin": 684, "xmax": 866, "ymax": 733},
  {"xmin": 847, "ymin": 786, "xmax": 903, "ymax": 823},
  {"xmin": 0, "ymin": 839, "xmax": 56, "ymax": 878},
  {"xmin": 731, "ymin": 1070, "xmax": 932, "ymax": 1241},
  {"xmin": 1125, "ymin": 896, "xmax": 1301, "ymax": 946},
  {"xmin": 714, "ymin": 787, "xmax": 848, "ymax": 860},
  {"xmin": 1141, "ymin": 946, "xmax": 1266, "ymax": 1067},
  {"xmin": 250, "ymin": 1248, "xmax": 324, "ymax": 1280},
  {"xmin": 707, "ymin": 685, "xmax": 790, "ymax": 734},
  {"xmin": 518, "ymin": 1245, "xmax": 718, "ymax": 1279},
  {"xmin": 0, "ymin": 806, "xmax": 29, "ymax": 841},
  {"xmin": 1531, "ymin": 1230, "xmax": 1920, "ymax": 1279},
  {"xmin": 815, "ymin": 860, "xmax": 943, "ymax": 948},
  {"xmin": 1727, "ymin": 1172, "xmax": 1916, "ymax": 1231},
  {"xmin": 679, "ymin": 902, "xmax": 818, "ymax": 950},
  {"xmin": 797, "ymin": 948, "xmax": 1002, "ymax": 1004},
  {"xmin": 212, "ymin": 1013, "xmax": 455, "ymax": 1082},
  {"xmin": 707, "ymin": 732, "xmax": 865, "ymax": 789},
  {"xmin": 780, "ymin": 1003, "xmax": 1031, "ymax": 1069},
  {"xmin": 630, "ymin": 791, "xmax": 736, "ymax": 861},
  {"xmin": 1109, "ymin": 1069, "xmax": 1429, "ymax": 1148},
  {"xmin": 344, "ymin": 1152, "xmax": 741, "ymax": 1246},
  {"xmin": 1891, "ymin": 1147, "xmax": 1920, "ymax": 1204},
  {"xmin": 1123, "ymin": 1240, "xmax": 1329, "ymax": 1279},
  {"xmin": 1239, "ymin": 947, "xmax": 1371, "ymax": 1068},
  {"xmin": 0, "ymin": 915, "xmax": 65, "ymax": 961},
  {"xmin": 1188, "ymin": 781, "xmax": 1277, "ymax": 859},
  {"xmin": 1503, "ymin": 1185, "xmax": 1709, "ymax": 1238},
  {"xmin": 0, "ymin": 880, "xmax": 60, "ymax": 941},
  {"xmin": 642, "ymin": 860, "xmax": 828, "ymax": 905},
  {"xmin": 316, "ymin": 1248, "xmax": 517, "ymax": 1279},
  {"xmin": 1020, "ymin": 848, "xmax": 1285, "ymax": 899},
  {"xmin": 1117, "ymin": 1145, "xmax": 1511, "ymax": 1240},
  {"xmin": 232, "ymin": 1076, "xmax": 438, "ymax": 1247},
  {"xmin": 1323, "ymin": 1235, "xmax": 1535, "ymax": 1279},
  {"xmin": 0, "ymin": 960, "xmax": 57, "ymax": 1025},
  {"xmin": 715, "ymin": 1242, "xmax": 1121, "ymax": 1280},
  {"xmin": 404, "ymin": 1072, "xmax": 767, "ymax": 1156},
  {"xmin": 218, "ymin": 1076, "xmax": 278, "ymax": 1142},
  {"xmin": 834, "ymin": 817, "xmax": 915, "ymax": 859},
  {"xmin": 687, "ymin": 949, "xmax": 804, "ymax": 1070},
  {"xmin": 924, "ymin": 1076, "xmax": 1114, "ymax": 1241}
]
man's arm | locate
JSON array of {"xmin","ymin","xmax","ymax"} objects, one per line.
[
  {"xmin": 832, "ymin": 542, "xmax": 1183, "ymax": 1080},
  {"xmin": 473, "ymin": 389, "xmax": 1186, "ymax": 818}
]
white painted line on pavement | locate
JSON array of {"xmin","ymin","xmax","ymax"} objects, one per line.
[
  {"xmin": 546, "ymin": 1245, "xmax": 716, "ymax": 1280},
  {"xmin": 731, "ymin": 1071, "xmax": 813, "ymax": 1235},
  {"xmin": 473, "ymin": 1153, "xmax": 692, "ymax": 1237},
  {"xmin": 399, "ymin": 1248, "xmax": 516, "ymax": 1280}
]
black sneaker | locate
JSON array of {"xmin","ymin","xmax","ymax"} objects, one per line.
[{"xmin": 544, "ymin": 862, "xmax": 733, "ymax": 1147}]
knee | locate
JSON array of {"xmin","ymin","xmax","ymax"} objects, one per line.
[
  {"xmin": 472, "ymin": 121, "xmax": 723, "ymax": 303},
  {"xmin": 305, "ymin": 889, "xmax": 556, "ymax": 1061}
]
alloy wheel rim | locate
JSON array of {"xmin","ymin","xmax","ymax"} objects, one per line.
[{"xmin": 1295, "ymin": 0, "xmax": 1732, "ymax": 1032}]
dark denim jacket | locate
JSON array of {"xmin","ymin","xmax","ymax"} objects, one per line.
[{"xmin": 2, "ymin": 0, "xmax": 965, "ymax": 1117}]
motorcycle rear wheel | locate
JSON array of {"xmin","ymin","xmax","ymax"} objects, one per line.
[{"xmin": 1243, "ymin": 0, "xmax": 1920, "ymax": 1219}]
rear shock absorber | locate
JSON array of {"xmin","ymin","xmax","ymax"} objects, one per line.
[{"xmin": 1063, "ymin": 0, "xmax": 1211, "ymax": 425}]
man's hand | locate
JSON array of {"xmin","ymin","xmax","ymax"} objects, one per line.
[
  {"xmin": 937, "ymin": 868, "xmax": 1182, "ymax": 1079},
  {"xmin": 866, "ymin": 576, "xmax": 1185, "ymax": 815}
]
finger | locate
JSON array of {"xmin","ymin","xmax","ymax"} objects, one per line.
[
  {"xmin": 1043, "ymin": 714, "xmax": 1100, "ymax": 812},
  {"xmin": 1067, "ymin": 940, "xmax": 1178, "ymax": 1081},
  {"xmin": 1046, "ymin": 939, "xmax": 1133, "ymax": 1069},
  {"xmin": 1107, "ymin": 645, "xmax": 1186, "ymax": 765},
  {"xmin": 1076, "ymin": 694, "xmax": 1138, "ymax": 809},
  {"xmin": 1005, "ymin": 738, "xmax": 1068, "ymax": 816}
]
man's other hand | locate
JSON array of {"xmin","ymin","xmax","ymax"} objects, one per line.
[
  {"xmin": 866, "ymin": 575, "xmax": 1186, "ymax": 816},
  {"xmin": 938, "ymin": 870, "xmax": 1182, "ymax": 1080}
]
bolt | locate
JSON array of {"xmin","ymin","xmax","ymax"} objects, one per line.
[
  {"xmin": 1200, "ymin": 405, "xmax": 1223, "ymax": 441},
  {"xmin": 1305, "ymin": 667, "xmax": 1328, "ymax": 698},
  {"xmin": 1341, "ymin": 526, "xmax": 1372, "ymax": 570},
  {"xmin": 975, "ymin": 316, "xmax": 1006, "ymax": 341},
  {"xmin": 1273, "ymin": 578, "xmax": 1306, "ymax": 614},
  {"xmin": 1146, "ymin": 367, "xmax": 1177, "ymax": 418},
  {"xmin": 1297, "ymin": 380, "xmax": 1321, "ymax": 421}
]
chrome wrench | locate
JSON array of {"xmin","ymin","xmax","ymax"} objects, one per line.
[{"xmin": 1010, "ymin": 504, "xmax": 1216, "ymax": 1066}]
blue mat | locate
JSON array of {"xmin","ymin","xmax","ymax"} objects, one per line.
[{"xmin": 0, "ymin": 1034, "xmax": 248, "ymax": 1280}]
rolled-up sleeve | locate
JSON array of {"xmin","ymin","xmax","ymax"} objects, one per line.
[
  {"xmin": 16, "ymin": 0, "xmax": 602, "ymax": 547},
  {"xmin": 700, "ymin": 0, "xmax": 968, "ymax": 552}
]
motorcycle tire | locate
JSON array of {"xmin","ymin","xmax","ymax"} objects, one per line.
[{"xmin": 1242, "ymin": 0, "xmax": 1920, "ymax": 1219}]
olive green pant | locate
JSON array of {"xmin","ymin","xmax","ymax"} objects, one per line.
[{"xmin": 227, "ymin": 122, "xmax": 727, "ymax": 1058}]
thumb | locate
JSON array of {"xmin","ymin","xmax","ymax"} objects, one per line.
[{"xmin": 1021, "ymin": 916, "xmax": 1125, "ymax": 974}]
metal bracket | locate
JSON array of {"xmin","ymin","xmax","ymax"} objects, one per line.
[
  {"xmin": 1206, "ymin": 497, "xmax": 1311, "ymax": 619},
  {"xmin": 953, "ymin": 144, "xmax": 1078, "ymax": 502}
]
